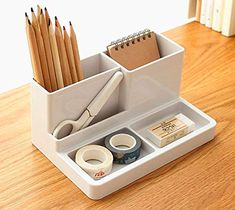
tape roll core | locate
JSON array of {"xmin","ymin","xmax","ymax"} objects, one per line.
[
  {"xmin": 110, "ymin": 134, "xmax": 136, "ymax": 150},
  {"xmin": 82, "ymin": 149, "xmax": 107, "ymax": 164},
  {"xmin": 105, "ymin": 132, "xmax": 141, "ymax": 164},
  {"xmin": 75, "ymin": 145, "xmax": 113, "ymax": 179}
]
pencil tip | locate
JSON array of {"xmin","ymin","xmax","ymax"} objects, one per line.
[
  {"xmin": 28, "ymin": 19, "xmax": 31, "ymax": 25},
  {"xmin": 63, "ymin": 26, "xmax": 66, "ymax": 30},
  {"xmin": 44, "ymin": 7, "xmax": 47, "ymax": 11},
  {"xmin": 25, "ymin": 12, "xmax": 28, "ymax": 17},
  {"xmin": 55, "ymin": 16, "xmax": 58, "ymax": 20},
  {"xmin": 40, "ymin": 9, "xmax": 43, "ymax": 14},
  {"xmin": 31, "ymin": 7, "xmax": 34, "ymax": 13},
  {"xmin": 69, "ymin": 21, "xmax": 72, "ymax": 26}
]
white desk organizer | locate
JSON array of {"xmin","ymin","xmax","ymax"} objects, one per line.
[{"xmin": 31, "ymin": 33, "xmax": 216, "ymax": 199}]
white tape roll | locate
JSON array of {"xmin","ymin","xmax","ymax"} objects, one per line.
[{"xmin": 75, "ymin": 145, "xmax": 113, "ymax": 179}]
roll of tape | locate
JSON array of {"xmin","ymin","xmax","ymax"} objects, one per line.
[
  {"xmin": 75, "ymin": 145, "xmax": 113, "ymax": 179},
  {"xmin": 105, "ymin": 133, "xmax": 141, "ymax": 164}
]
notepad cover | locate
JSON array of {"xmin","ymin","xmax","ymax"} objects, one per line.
[{"xmin": 107, "ymin": 32, "xmax": 160, "ymax": 70}]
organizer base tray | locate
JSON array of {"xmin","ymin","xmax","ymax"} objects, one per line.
[{"xmin": 32, "ymin": 98, "xmax": 216, "ymax": 200}]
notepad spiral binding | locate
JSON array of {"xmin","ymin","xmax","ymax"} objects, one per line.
[{"xmin": 108, "ymin": 29, "xmax": 152, "ymax": 50}]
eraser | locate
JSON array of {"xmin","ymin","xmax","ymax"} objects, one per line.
[{"xmin": 146, "ymin": 113, "xmax": 196, "ymax": 148}]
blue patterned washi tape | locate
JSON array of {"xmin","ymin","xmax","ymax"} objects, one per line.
[{"xmin": 105, "ymin": 132, "xmax": 141, "ymax": 164}]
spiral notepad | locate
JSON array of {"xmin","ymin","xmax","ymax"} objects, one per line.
[{"xmin": 107, "ymin": 29, "xmax": 160, "ymax": 70}]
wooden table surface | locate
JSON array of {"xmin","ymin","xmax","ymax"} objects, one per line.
[{"xmin": 0, "ymin": 22, "xmax": 235, "ymax": 209}]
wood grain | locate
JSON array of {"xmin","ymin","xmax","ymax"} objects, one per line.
[{"xmin": 0, "ymin": 22, "xmax": 235, "ymax": 209}]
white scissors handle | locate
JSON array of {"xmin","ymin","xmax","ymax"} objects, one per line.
[{"xmin": 53, "ymin": 71, "xmax": 123, "ymax": 139}]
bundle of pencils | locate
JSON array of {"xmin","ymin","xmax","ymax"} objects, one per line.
[{"xmin": 25, "ymin": 5, "xmax": 83, "ymax": 92}]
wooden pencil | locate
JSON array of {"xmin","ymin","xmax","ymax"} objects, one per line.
[
  {"xmin": 55, "ymin": 21, "xmax": 72, "ymax": 86},
  {"xmin": 63, "ymin": 26, "xmax": 78, "ymax": 83},
  {"xmin": 25, "ymin": 12, "xmax": 28, "ymax": 25},
  {"xmin": 25, "ymin": 15, "xmax": 45, "ymax": 88},
  {"xmin": 55, "ymin": 16, "xmax": 62, "ymax": 33},
  {"xmin": 37, "ymin": 5, "xmax": 41, "ymax": 22},
  {"xmin": 48, "ymin": 19, "xmax": 64, "ymax": 89},
  {"xmin": 44, "ymin": 7, "xmax": 50, "ymax": 28},
  {"xmin": 39, "ymin": 9, "xmax": 58, "ymax": 91},
  {"xmin": 31, "ymin": 8, "xmax": 52, "ymax": 92},
  {"xmin": 69, "ymin": 22, "xmax": 84, "ymax": 81}
]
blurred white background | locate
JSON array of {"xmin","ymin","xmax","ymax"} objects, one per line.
[{"xmin": 0, "ymin": 0, "xmax": 191, "ymax": 93}]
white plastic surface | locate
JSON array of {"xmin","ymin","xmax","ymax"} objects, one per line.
[
  {"xmin": 177, "ymin": 113, "xmax": 196, "ymax": 132},
  {"xmin": 53, "ymin": 71, "xmax": 123, "ymax": 139},
  {"xmin": 31, "ymin": 32, "xmax": 216, "ymax": 199}
]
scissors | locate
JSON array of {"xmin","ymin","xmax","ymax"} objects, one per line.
[{"xmin": 53, "ymin": 71, "xmax": 123, "ymax": 139}]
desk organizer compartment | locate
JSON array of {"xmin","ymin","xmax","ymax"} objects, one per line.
[
  {"xmin": 104, "ymin": 33, "xmax": 184, "ymax": 110},
  {"xmin": 31, "ymin": 32, "xmax": 216, "ymax": 200},
  {"xmin": 43, "ymin": 98, "xmax": 215, "ymax": 200},
  {"xmin": 130, "ymin": 99, "xmax": 216, "ymax": 148},
  {"xmin": 67, "ymin": 128, "xmax": 155, "ymax": 177},
  {"xmin": 56, "ymin": 127, "xmax": 156, "ymax": 199},
  {"xmin": 32, "ymin": 53, "xmax": 124, "ymax": 150}
]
